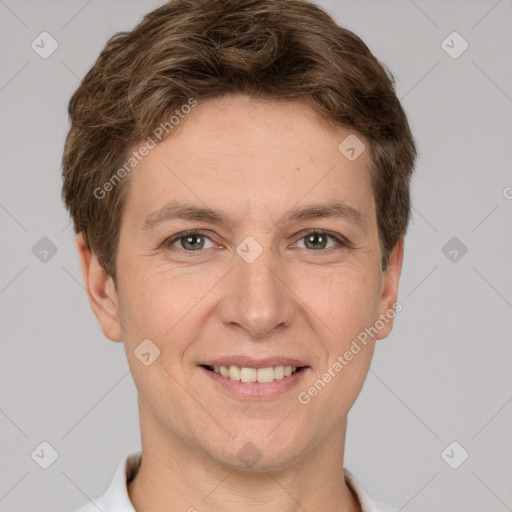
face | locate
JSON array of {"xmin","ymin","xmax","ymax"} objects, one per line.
[{"xmin": 78, "ymin": 93, "xmax": 403, "ymax": 470}]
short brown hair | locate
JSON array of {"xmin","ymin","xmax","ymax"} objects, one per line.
[{"xmin": 61, "ymin": 0, "xmax": 417, "ymax": 283}]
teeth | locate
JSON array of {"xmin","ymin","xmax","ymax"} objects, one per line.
[
  {"xmin": 274, "ymin": 365, "xmax": 285, "ymax": 380},
  {"xmin": 210, "ymin": 365, "xmax": 300, "ymax": 383},
  {"xmin": 240, "ymin": 367, "xmax": 257, "ymax": 382}
]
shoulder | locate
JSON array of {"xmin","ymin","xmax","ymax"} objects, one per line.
[
  {"xmin": 70, "ymin": 451, "xmax": 142, "ymax": 512},
  {"xmin": 344, "ymin": 468, "xmax": 399, "ymax": 512},
  {"xmin": 372, "ymin": 500, "xmax": 399, "ymax": 512}
]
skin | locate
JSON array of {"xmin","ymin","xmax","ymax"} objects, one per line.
[{"xmin": 76, "ymin": 93, "xmax": 404, "ymax": 512}]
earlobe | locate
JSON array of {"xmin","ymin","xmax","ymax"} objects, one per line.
[
  {"xmin": 375, "ymin": 237, "xmax": 404, "ymax": 341},
  {"xmin": 75, "ymin": 233, "xmax": 123, "ymax": 342}
]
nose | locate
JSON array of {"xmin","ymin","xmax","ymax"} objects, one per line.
[{"xmin": 218, "ymin": 243, "xmax": 296, "ymax": 339}]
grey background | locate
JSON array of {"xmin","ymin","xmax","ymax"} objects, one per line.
[{"xmin": 1, "ymin": 0, "xmax": 511, "ymax": 511}]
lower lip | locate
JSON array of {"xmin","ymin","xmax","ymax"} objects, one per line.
[{"xmin": 198, "ymin": 366, "xmax": 309, "ymax": 400}]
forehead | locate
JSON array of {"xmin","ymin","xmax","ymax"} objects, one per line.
[{"xmin": 123, "ymin": 94, "xmax": 374, "ymax": 229}]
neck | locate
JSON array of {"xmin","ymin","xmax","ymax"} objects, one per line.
[{"xmin": 128, "ymin": 398, "xmax": 361, "ymax": 512}]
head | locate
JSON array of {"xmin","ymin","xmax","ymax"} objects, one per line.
[{"xmin": 62, "ymin": 0, "xmax": 417, "ymax": 469}]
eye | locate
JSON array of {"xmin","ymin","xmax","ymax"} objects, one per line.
[
  {"xmin": 165, "ymin": 230, "xmax": 216, "ymax": 251},
  {"xmin": 163, "ymin": 229, "xmax": 351, "ymax": 255},
  {"xmin": 294, "ymin": 229, "xmax": 351, "ymax": 251}
]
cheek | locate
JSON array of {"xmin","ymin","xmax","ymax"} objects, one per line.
[
  {"xmin": 296, "ymin": 263, "xmax": 381, "ymax": 404},
  {"xmin": 117, "ymin": 262, "xmax": 216, "ymax": 353},
  {"xmin": 296, "ymin": 264, "xmax": 381, "ymax": 340}
]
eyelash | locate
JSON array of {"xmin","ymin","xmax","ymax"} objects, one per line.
[{"xmin": 164, "ymin": 229, "xmax": 352, "ymax": 254}]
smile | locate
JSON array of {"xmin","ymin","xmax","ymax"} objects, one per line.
[
  {"xmin": 202, "ymin": 364, "xmax": 303, "ymax": 383},
  {"xmin": 199, "ymin": 364, "xmax": 309, "ymax": 400}
]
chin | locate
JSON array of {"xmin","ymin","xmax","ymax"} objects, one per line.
[{"xmin": 202, "ymin": 426, "xmax": 309, "ymax": 471}]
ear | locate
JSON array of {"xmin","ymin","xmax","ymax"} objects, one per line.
[
  {"xmin": 75, "ymin": 233, "xmax": 123, "ymax": 342},
  {"xmin": 375, "ymin": 237, "xmax": 404, "ymax": 341}
]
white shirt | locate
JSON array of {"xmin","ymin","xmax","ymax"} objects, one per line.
[{"xmin": 74, "ymin": 451, "xmax": 398, "ymax": 512}]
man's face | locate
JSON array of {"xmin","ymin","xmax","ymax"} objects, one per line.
[{"xmin": 82, "ymin": 93, "xmax": 403, "ymax": 469}]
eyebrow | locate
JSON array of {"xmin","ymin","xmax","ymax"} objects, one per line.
[{"xmin": 139, "ymin": 199, "xmax": 367, "ymax": 234}]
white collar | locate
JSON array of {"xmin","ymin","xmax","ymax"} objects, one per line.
[{"xmin": 75, "ymin": 451, "xmax": 397, "ymax": 512}]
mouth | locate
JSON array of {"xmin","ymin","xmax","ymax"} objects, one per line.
[
  {"xmin": 198, "ymin": 364, "xmax": 310, "ymax": 400},
  {"xmin": 201, "ymin": 364, "xmax": 306, "ymax": 382}
]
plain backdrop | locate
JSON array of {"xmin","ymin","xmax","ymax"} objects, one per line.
[{"xmin": 1, "ymin": 1, "xmax": 511, "ymax": 511}]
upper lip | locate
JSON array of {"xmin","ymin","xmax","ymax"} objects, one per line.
[{"xmin": 200, "ymin": 356, "xmax": 309, "ymax": 369}]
